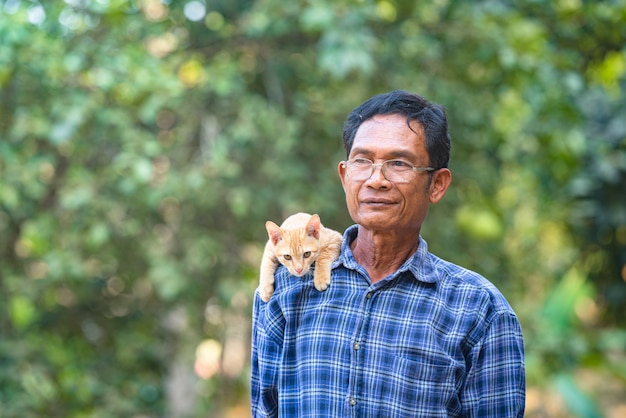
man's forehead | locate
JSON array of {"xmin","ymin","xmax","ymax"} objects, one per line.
[{"xmin": 356, "ymin": 114, "xmax": 424, "ymax": 135}]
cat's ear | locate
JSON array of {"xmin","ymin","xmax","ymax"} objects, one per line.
[
  {"xmin": 266, "ymin": 221, "xmax": 283, "ymax": 245},
  {"xmin": 306, "ymin": 214, "xmax": 321, "ymax": 239}
]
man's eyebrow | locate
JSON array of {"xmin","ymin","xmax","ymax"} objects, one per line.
[
  {"xmin": 387, "ymin": 150, "xmax": 418, "ymax": 160},
  {"xmin": 350, "ymin": 147, "xmax": 418, "ymax": 160},
  {"xmin": 349, "ymin": 147, "xmax": 372, "ymax": 156}
]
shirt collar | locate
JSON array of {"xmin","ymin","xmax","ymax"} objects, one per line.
[{"xmin": 336, "ymin": 224, "xmax": 438, "ymax": 284}]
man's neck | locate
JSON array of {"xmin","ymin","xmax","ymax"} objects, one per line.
[{"xmin": 351, "ymin": 227, "xmax": 420, "ymax": 283}]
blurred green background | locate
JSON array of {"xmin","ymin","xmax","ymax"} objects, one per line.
[{"xmin": 1, "ymin": 0, "xmax": 625, "ymax": 417}]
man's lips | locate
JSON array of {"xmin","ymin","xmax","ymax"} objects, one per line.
[{"xmin": 361, "ymin": 198, "xmax": 396, "ymax": 205}]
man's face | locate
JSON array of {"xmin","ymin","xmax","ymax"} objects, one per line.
[{"xmin": 338, "ymin": 114, "xmax": 450, "ymax": 234}]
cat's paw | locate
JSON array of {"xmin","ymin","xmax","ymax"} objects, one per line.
[
  {"xmin": 259, "ymin": 285, "xmax": 274, "ymax": 302},
  {"xmin": 313, "ymin": 272, "xmax": 331, "ymax": 292}
]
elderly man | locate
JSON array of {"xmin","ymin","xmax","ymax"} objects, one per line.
[{"xmin": 251, "ymin": 90, "xmax": 525, "ymax": 417}]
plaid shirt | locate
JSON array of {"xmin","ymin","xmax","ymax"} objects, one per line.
[{"xmin": 251, "ymin": 225, "xmax": 525, "ymax": 417}]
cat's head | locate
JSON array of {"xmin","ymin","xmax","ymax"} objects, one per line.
[{"xmin": 266, "ymin": 214, "xmax": 321, "ymax": 277}]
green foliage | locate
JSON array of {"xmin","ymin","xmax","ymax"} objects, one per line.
[
  {"xmin": 1, "ymin": 0, "xmax": 625, "ymax": 416},
  {"xmin": 554, "ymin": 374, "xmax": 603, "ymax": 418}
]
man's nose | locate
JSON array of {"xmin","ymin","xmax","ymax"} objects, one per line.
[{"xmin": 367, "ymin": 163, "xmax": 388, "ymax": 182}]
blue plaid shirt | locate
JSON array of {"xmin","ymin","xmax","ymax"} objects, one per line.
[{"xmin": 251, "ymin": 225, "xmax": 525, "ymax": 417}]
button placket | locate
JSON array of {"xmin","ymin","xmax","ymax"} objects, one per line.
[{"xmin": 347, "ymin": 287, "xmax": 375, "ymax": 414}]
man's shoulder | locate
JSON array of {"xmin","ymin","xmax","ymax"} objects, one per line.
[
  {"xmin": 273, "ymin": 265, "xmax": 306, "ymax": 292},
  {"xmin": 425, "ymin": 252, "xmax": 515, "ymax": 314},
  {"xmin": 427, "ymin": 252, "xmax": 486, "ymax": 284}
]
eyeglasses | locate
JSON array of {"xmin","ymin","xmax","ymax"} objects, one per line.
[{"xmin": 341, "ymin": 158, "xmax": 435, "ymax": 183}]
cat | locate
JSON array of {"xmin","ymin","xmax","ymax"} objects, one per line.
[{"xmin": 259, "ymin": 212, "xmax": 343, "ymax": 302}]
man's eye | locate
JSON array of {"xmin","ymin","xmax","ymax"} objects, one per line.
[
  {"xmin": 388, "ymin": 160, "xmax": 411, "ymax": 168},
  {"xmin": 352, "ymin": 158, "xmax": 371, "ymax": 166}
]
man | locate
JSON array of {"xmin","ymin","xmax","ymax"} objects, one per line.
[{"xmin": 251, "ymin": 90, "xmax": 525, "ymax": 417}]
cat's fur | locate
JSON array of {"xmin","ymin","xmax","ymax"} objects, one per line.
[{"xmin": 259, "ymin": 212, "xmax": 343, "ymax": 302}]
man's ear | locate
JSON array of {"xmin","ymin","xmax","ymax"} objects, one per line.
[
  {"xmin": 338, "ymin": 161, "xmax": 348, "ymax": 191},
  {"xmin": 429, "ymin": 168, "xmax": 451, "ymax": 204}
]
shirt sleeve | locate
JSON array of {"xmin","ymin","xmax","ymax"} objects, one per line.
[
  {"xmin": 250, "ymin": 290, "xmax": 281, "ymax": 418},
  {"xmin": 461, "ymin": 310, "xmax": 526, "ymax": 417}
]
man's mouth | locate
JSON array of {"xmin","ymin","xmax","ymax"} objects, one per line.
[{"xmin": 362, "ymin": 198, "xmax": 395, "ymax": 205}]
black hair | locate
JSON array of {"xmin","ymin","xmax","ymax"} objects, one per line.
[{"xmin": 342, "ymin": 90, "xmax": 451, "ymax": 169}]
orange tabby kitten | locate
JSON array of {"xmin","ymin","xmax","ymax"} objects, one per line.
[{"xmin": 259, "ymin": 212, "xmax": 343, "ymax": 302}]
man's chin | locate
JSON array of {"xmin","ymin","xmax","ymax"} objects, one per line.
[{"xmin": 354, "ymin": 213, "xmax": 396, "ymax": 229}]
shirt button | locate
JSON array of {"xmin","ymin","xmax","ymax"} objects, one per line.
[
  {"xmin": 353, "ymin": 342, "xmax": 361, "ymax": 350},
  {"xmin": 349, "ymin": 397, "xmax": 357, "ymax": 406},
  {"xmin": 366, "ymin": 292, "xmax": 373, "ymax": 299}
]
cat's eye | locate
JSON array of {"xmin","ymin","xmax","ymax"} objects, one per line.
[
  {"xmin": 303, "ymin": 251, "xmax": 311, "ymax": 258},
  {"xmin": 283, "ymin": 255, "xmax": 292, "ymax": 260}
]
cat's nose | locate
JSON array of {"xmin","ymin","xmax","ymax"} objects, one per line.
[{"xmin": 296, "ymin": 267, "xmax": 303, "ymax": 274}]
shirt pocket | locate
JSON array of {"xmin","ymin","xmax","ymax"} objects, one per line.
[
  {"xmin": 375, "ymin": 353, "xmax": 460, "ymax": 417},
  {"xmin": 391, "ymin": 354, "xmax": 454, "ymax": 387}
]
